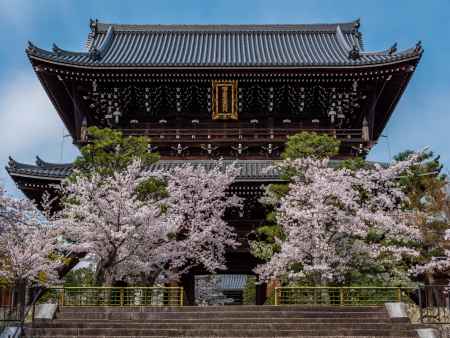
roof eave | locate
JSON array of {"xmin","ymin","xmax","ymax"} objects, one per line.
[
  {"xmin": 27, "ymin": 53, "xmax": 422, "ymax": 71},
  {"xmin": 7, "ymin": 172, "xmax": 68, "ymax": 181}
]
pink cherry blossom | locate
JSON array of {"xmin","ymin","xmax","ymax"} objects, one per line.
[
  {"xmin": 0, "ymin": 185, "xmax": 60, "ymax": 286},
  {"xmin": 54, "ymin": 159, "xmax": 241, "ymax": 285},
  {"xmin": 255, "ymin": 154, "xmax": 422, "ymax": 284}
]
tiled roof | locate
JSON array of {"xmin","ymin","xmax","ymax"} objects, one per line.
[
  {"xmin": 26, "ymin": 19, "xmax": 422, "ymax": 68},
  {"xmin": 194, "ymin": 274, "xmax": 248, "ymax": 290},
  {"xmin": 147, "ymin": 160, "xmax": 281, "ymax": 181},
  {"xmin": 6, "ymin": 156, "xmax": 73, "ymax": 180},
  {"xmin": 6, "ymin": 158, "xmax": 282, "ymax": 182},
  {"xmin": 6, "ymin": 157, "xmax": 386, "ymax": 183},
  {"xmin": 217, "ymin": 274, "xmax": 248, "ymax": 290}
]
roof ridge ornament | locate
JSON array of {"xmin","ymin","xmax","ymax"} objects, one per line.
[
  {"xmin": 52, "ymin": 43, "xmax": 62, "ymax": 56},
  {"xmin": 90, "ymin": 18, "xmax": 99, "ymax": 37},
  {"xmin": 415, "ymin": 40, "xmax": 423, "ymax": 53},
  {"xmin": 352, "ymin": 18, "xmax": 360, "ymax": 33},
  {"xmin": 89, "ymin": 26, "xmax": 114, "ymax": 61},
  {"xmin": 90, "ymin": 48, "xmax": 100, "ymax": 61},
  {"xmin": 351, "ymin": 18, "xmax": 363, "ymax": 48},
  {"xmin": 338, "ymin": 21, "xmax": 362, "ymax": 59},
  {"xmin": 349, "ymin": 43, "xmax": 360, "ymax": 60},
  {"xmin": 388, "ymin": 42, "xmax": 398, "ymax": 55},
  {"xmin": 27, "ymin": 41, "xmax": 37, "ymax": 53},
  {"xmin": 36, "ymin": 156, "xmax": 46, "ymax": 167},
  {"xmin": 7, "ymin": 156, "xmax": 17, "ymax": 169}
]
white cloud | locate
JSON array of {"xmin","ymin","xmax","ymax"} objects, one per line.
[
  {"xmin": 0, "ymin": 72, "xmax": 62, "ymax": 153},
  {"xmin": 0, "ymin": 72, "xmax": 79, "ymax": 196}
]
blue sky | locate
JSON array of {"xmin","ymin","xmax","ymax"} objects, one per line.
[{"xmin": 0, "ymin": 0, "xmax": 449, "ymax": 196}]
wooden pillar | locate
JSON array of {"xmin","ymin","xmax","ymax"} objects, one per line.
[
  {"xmin": 367, "ymin": 88, "xmax": 377, "ymax": 143},
  {"xmin": 70, "ymin": 83, "xmax": 85, "ymax": 142},
  {"xmin": 180, "ymin": 272, "xmax": 195, "ymax": 306},
  {"xmin": 266, "ymin": 279, "xmax": 281, "ymax": 304},
  {"xmin": 255, "ymin": 282, "xmax": 267, "ymax": 305},
  {"xmin": 167, "ymin": 281, "xmax": 181, "ymax": 306}
]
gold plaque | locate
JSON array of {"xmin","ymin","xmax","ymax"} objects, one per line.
[{"xmin": 212, "ymin": 80, "xmax": 238, "ymax": 120}]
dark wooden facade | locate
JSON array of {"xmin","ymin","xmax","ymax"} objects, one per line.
[{"xmin": 7, "ymin": 20, "xmax": 422, "ymax": 303}]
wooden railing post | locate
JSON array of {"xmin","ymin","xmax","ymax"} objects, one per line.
[
  {"xmin": 120, "ymin": 288, "xmax": 124, "ymax": 306},
  {"xmin": 60, "ymin": 288, "xmax": 65, "ymax": 307}
]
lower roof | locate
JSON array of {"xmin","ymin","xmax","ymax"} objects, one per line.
[
  {"xmin": 6, "ymin": 157, "xmax": 284, "ymax": 183},
  {"xmin": 6, "ymin": 156, "xmax": 385, "ymax": 186}
]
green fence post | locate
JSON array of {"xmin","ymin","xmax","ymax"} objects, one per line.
[{"xmin": 60, "ymin": 289, "xmax": 65, "ymax": 307}]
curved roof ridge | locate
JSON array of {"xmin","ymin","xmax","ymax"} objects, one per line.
[
  {"xmin": 360, "ymin": 42, "xmax": 423, "ymax": 58},
  {"xmin": 7, "ymin": 156, "xmax": 34, "ymax": 169},
  {"xmin": 27, "ymin": 40, "xmax": 89, "ymax": 59},
  {"xmin": 35, "ymin": 156, "xmax": 74, "ymax": 168},
  {"xmin": 335, "ymin": 25, "xmax": 351, "ymax": 52},
  {"xmin": 93, "ymin": 20, "xmax": 359, "ymax": 33},
  {"xmin": 6, "ymin": 156, "xmax": 50, "ymax": 171},
  {"xmin": 26, "ymin": 41, "xmax": 56, "ymax": 56},
  {"xmin": 52, "ymin": 43, "xmax": 90, "ymax": 57},
  {"xmin": 90, "ymin": 26, "xmax": 115, "ymax": 60},
  {"xmin": 28, "ymin": 28, "xmax": 115, "ymax": 61}
]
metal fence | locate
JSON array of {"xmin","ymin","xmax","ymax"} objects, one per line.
[
  {"xmin": 0, "ymin": 285, "xmax": 38, "ymax": 333},
  {"xmin": 412, "ymin": 285, "xmax": 450, "ymax": 324},
  {"xmin": 0, "ymin": 287, "xmax": 21, "ymax": 331},
  {"xmin": 274, "ymin": 287, "xmax": 413, "ymax": 306},
  {"xmin": 43, "ymin": 287, "xmax": 184, "ymax": 307}
]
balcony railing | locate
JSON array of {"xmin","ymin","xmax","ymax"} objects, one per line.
[
  {"xmin": 43, "ymin": 287, "xmax": 184, "ymax": 307},
  {"xmin": 119, "ymin": 128, "xmax": 363, "ymax": 144},
  {"xmin": 274, "ymin": 287, "xmax": 414, "ymax": 306}
]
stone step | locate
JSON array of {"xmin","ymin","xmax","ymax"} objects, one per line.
[
  {"xmin": 24, "ymin": 327, "xmax": 419, "ymax": 337},
  {"xmin": 56, "ymin": 311, "xmax": 390, "ymax": 321},
  {"xmin": 35, "ymin": 317, "xmax": 395, "ymax": 325},
  {"xmin": 29, "ymin": 322, "xmax": 416, "ymax": 330},
  {"xmin": 25, "ymin": 305, "xmax": 420, "ymax": 338},
  {"xmin": 28, "ymin": 336, "xmax": 419, "ymax": 338},
  {"xmin": 57, "ymin": 305, "xmax": 388, "ymax": 313}
]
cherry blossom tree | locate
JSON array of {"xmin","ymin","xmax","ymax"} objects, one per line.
[
  {"xmin": 56, "ymin": 159, "xmax": 166, "ymax": 285},
  {"xmin": 255, "ymin": 155, "xmax": 423, "ymax": 285},
  {"xmin": 0, "ymin": 185, "xmax": 60, "ymax": 286},
  {"xmin": 56, "ymin": 159, "xmax": 241, "ymax": 285},
  {"xmin": 156, "ymin": 162, "xmax": 242, "ymax": 279}
]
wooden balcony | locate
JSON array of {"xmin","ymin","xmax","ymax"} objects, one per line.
[{"xmin": 119, "ymin": 127, "xmax": 364, "ymax": 144}]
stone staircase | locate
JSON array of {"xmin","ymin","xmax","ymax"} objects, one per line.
[{"xmin": 24, "ymin": 305, "xmax": 421, "ymax": 337}]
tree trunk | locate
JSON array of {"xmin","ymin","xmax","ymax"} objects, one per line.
[
  {"xmin": 94, "ymin": 265, "xmax": 106, "ymax": 286},
  {"xmin": 15, "ymin": 279, "xmax": 27, "ymax": 323}
]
